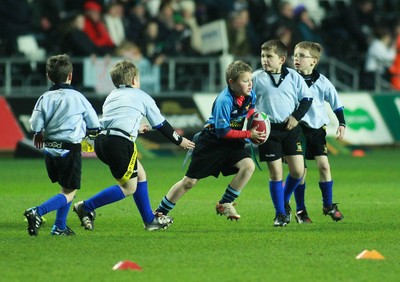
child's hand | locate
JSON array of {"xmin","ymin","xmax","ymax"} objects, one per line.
[
  {"xmin": 336, "ymin": 125, "xmax": 345, "ymax": 140},
  {"xmin": 179, "ymin": 137, "xmax": 195, "ymax": 150},
  {"xmin": 250, "ymin": 125, "xmax": 267, "ymax": 144},
  {"xmin": 284, "ymin": 116, "xmax": 299, "ymax": 130},
  {"xmin": 33, "ymin": 132, "xmax": 44, "ymax": 149},
  {"xmin": 139, "ymin": 124, "xmax": 151, "ymax": 134}
]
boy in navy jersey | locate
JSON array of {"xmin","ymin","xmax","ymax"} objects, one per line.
[
  {"xmin": 289, "ymin": 41, "xmax": 345, "ymax": 223},
  {"xmin": 24, "ymin": 54, "xmax": 101, "ymax": 236},
  {"xmin": 252, "ymin": 40, "xmax": 313, "ymax": 227},
  {"xmin": 73, "ymin": 60, "xmax": 195, "ymax": 231},
  {"xmin": 155, "ymin": 60, "xmax": 266, "ymax": 221}
]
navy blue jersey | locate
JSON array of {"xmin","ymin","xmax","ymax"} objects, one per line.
[{"xmin": 205, "ymin": 86, "xmax": 256, "ymax": 138}]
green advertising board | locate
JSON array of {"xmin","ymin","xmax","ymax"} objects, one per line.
[{"xmin": 373, "ymin": 94, "xmax": 400, "ymax": 142}]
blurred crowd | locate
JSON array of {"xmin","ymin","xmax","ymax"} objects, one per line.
[{"xmin": 1, "ymin": 0, "xmax": 400, "ymax": 90}]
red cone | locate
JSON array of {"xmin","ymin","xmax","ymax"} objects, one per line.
[{"xmin": 112, "ymin": 260, "xmax": 142, "ymax": 271}]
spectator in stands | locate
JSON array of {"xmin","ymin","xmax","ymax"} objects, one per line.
[
  {"xmin": 138, "ymin": 20, "xmax": 166, "ymax": 65},
  {"xmin": 59, "ymin": 11, "xmax": 111, "ymax": 90},
  {"xmin": 114, "ymin": 40, "xmax": 161, "ymax": 93},
  {"xmin": 247, "ymin": 0, "xmax": 271, "ymax": 39},
  {"xmin": 293, "ymin": 4, "xmax": 325, "ymax": 49},
  {"xmin": 389, "ymin": 19, "xmax": 400, "ymax": 90},
  {"xmin": 343, "ymin": 0, "xmax": 377, "ymax": 55},
  {"xmin": 154, "ymin": 0, "xmax": 176, "ymax": 39},
  {"xmin": 0, "ymin": 0, "xmax": 33, "ymax": 56},
  {"xmin": 124, "ymin": 1, "xmax": 150, "ymax": 44},
  {"xmin": 153, "ymin": 0, "xmax": 188, "ymax": 56},
  {"xmin": 60, "ymin": 12, "xmax": 109, "ymax": 56},
  {"xmin": 83, "ymin": 0, "xmax": 115, "ymax": 54},
  {"xmin": 103, "ymin": 1, "xmax": 126, "ymax": 46},
  {"xmin": 115, "ymin": 40, "xmax": 147, "ymax": 62},
  {"xmin": 226, "ymin": 8, "xmax": 260, "ymax": 57},
  {"xmin": 286, "ymin": 0, "xmax": 325, "ymax": 26},
  {"xmin": 31, "ymin": 0, "xmax": 67, "ymax": 54},
  {"xmin": 179, "ymin": 0, "xmax": 202, "ymax": 55},
  {"xmin": 270, "ymin": 1, "xmax": 302, "ymax": 54},
  {"xmin": 362, "ymin": 26, "xmax": 396, "ymax": 90},
  {"xmin": 274, "ymin": 26, "xmax": 293, "ymax": 68},
  {"xmin": 195, "ymin": 0, "xmax": 237, "ymax": 23},
  {"xmin": 144, "ymin": 0, "xmax": 162, "ymax": 18}
]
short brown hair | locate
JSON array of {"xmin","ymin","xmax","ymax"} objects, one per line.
[
  {"xmin": 46, "ymin": 54, "xmax": 73, "ymax": 84},
  {"xmin": 225, "ymin": 60, "xmax": 253, "ymax": 84},
  {"xmin": 261, "ymin": 40, "xmax": 288, "ymax": 58},
  {"xmin": 109, "ymin": 60, "xmax": 139, "ymax": 87}
]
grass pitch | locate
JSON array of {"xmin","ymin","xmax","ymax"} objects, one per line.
[{"xmin": 0, "ymin": 148, "xmax": 399, "ymax": 281}]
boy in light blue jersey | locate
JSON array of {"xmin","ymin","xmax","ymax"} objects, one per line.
[
  {"xmin": 73, "ymin": 60, "xmax": 195, "ymax": 232},
  {"xmin": 24, "ymin": 54, "xmax": 101, "ymax": 236},
  {"xmin": 252, "ymin": 40, "xmax": 313, "ymax": 227},
  {"xmin": 289, "ymin": 41, "xmax": 345, "ymax": 223}
]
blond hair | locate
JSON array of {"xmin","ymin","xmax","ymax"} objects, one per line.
[
  {"xmin": 109, "ymin": 60, "xmax": 139, "ymax": 87},
  {"xmin": 295, "ymin": 41, "xmax": 324, "ymax": 62}
]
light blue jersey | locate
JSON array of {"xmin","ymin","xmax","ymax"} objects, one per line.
[
  {"xmin": 30, "ymin": 85, "xmax": 100, "ymax": 156},
  {"xmin": 300, "ymin": 72, "xmax": 344, "ymax": 129},
  {"xmin": 100, "ymin": 86, "xmax": 165, "ymax": 142},
  {"xmin": 30, "ymin": 86, "xmax": 100, "ymax": 143},
  {"xmin": 253, "ymin": 66, "xmax": 313, "ymax": 123}
]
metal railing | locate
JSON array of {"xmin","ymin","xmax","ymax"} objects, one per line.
[{"xmin": 0, "ymin": 55, "xmax": 394, "ymax": 97}]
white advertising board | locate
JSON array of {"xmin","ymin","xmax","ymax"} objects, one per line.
[
  {"xmin": 326, "ymin": 93, "xmax": 393, "ymax": 145},
  {"xmin": 199, "ymin": 20, "xmax": 228, "ymax": 55}
]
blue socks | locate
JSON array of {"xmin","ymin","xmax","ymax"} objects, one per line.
[
  {"xmin": 83, "ymin": 185, "xmax": 125, "ymax": 212},
  {"xmin": 133, "ymin": 181, "xmax": 155, "ymax": 224},
  {"xmin": 283, "ymin": 175, "xmax": 302, "ymax": 204},
  {"xmin": 54, "ymin": 201, "xmax": 72, "ymax": 230},
  {"xmin": 270, "ymin": 180, "xmax": 285, "ymax": 215},
  {"xmin": 219, "ymin": 185, "xmax": 240, "ymax": 204},
  {"xmin": 294, "ymin": 183, "xmax": 306, "ymax": 212},
  {"xmin": 36, "ymin": 194, "xmax": 67, "ymax": 216},
  {"xmin": 36, "ymin": 193, "xmax": 71, "ymax": 231},
  {"xmin": 293, "ymin": 181, "xmax": 334, "ymax": 211},
  {"xmin": 319, "ymin": 181, "xmax": 333, "ymax": 207}
]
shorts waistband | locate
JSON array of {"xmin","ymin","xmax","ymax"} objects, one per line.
[
  {"xmin": 100, "ymin": 128, "xmax": 133, "ymax": 141},
  {"xmin": 44, "ymin": 140, "xmax": 81, "ymax": 151},
  {"xmin": 270, "ymin": 122, "xmax": 287, "ymax": 130}
]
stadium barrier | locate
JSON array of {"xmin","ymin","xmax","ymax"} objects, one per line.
[
  {"xmin": 2, "ymin": 92, "xmax": 400, "ymax": 157},
  {"xmin": 193, "ymin": 92, "xmax": 400, "ymax": 146},
  {"xmin": 4, "ymin": 96, "xmax": 204, "ymax": 158}
]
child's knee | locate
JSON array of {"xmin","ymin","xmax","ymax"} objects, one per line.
[
  {"xmin": 240, "ymin": 158, "xmax": 255, "ymax": 173},
  {"xmin": 182, "ymin": 177, "xmax": 197, "ymax": 189}
]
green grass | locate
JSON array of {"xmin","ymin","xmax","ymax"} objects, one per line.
[{"xmin": 1, "ymin": 148, "xmax": 399, "ymax": 282}]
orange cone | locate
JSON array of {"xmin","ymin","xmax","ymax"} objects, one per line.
[
  {"xmin": 356, "ymin": 250, "xmax": 385, "ymax": 260},
  {"xmin": 352, "ymin": 149, "xmax": 365, "ymax": 157},
  {"xmin": 112, "ymin": 260, "xmax": 143, "ymax": 270}
]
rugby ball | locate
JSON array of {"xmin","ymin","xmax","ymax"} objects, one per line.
[{"xmin": 245, "ymin": 111, "xmax": 271, "ymax": 145}]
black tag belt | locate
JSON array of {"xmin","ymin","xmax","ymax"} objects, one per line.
[
  {"xmin": 44, "ymin": 140, "xmax": 82, "ymax": 151},
  {"xmin": 101, "ymin": 128, "xmax": 131, "ymax": 138}
]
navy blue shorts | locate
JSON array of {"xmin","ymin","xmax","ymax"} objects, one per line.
[
  {"xmin": 258, "ymin": 123, "xmax": 303, "ymax": 162},
  {"xmin": 301, "ymin": 125, "xmax": 328, "ymax": 160},
  {"xmin": 45, "ymin": 150, "xmax": 82, "ymax": 189}
]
